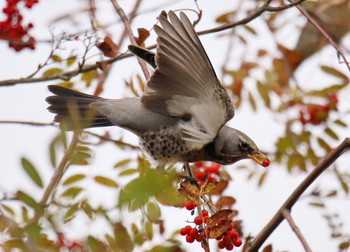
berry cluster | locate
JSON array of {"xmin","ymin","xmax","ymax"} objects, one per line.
[
  {"xmin": 299, "ymin": 93, "xmax": 339, "ymax": 125},
  {"xmin": 56, "ymin": 232, "xmax": 83, "ymax": 250},
  {"xmin": 180, "ymin": 208, "xmax": 242, "ymax": 251},
  {"xmin": 0, "ymin": 0, "xmax": 38, "ymax": 51},
  {"xmin": 194, "ymin": 162, "xmax": 221, "ymax": 183}
]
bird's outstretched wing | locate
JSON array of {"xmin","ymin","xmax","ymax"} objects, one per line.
[{"xmin": 141, "ymin": 11, "xmax": 234, "ymax": 149}]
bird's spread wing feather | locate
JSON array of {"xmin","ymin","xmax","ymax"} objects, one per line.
[{"xmin": 141, "ymin": 11, "xmax": 234, "ymax": 149}]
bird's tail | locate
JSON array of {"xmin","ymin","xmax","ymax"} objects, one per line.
[{"xmin": 46, "ymin": 85, "xmax": 112, "ymax": 130}]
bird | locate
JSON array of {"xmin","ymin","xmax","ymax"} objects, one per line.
[{"xmin": 46, "ymin": 11, "xmax": 270, "ymax": 168}]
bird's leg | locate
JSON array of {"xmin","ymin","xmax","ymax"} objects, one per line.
[{"xmin": 183, "ymin": 162, "xmax": 193, "ymax": 177}]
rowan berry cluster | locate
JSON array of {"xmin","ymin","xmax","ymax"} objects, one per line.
[
  {"xmin": 194, "ymin": 162, "xmax": 221, "ymax": 183},
  {"xmin": 56, "ymin": 232, "xmax": 83, "ymax": 250},
  {"xmin": 299, "ymin": 93, "xmax": 339, "ymax": 125},
  {"xmin": 180, "ymin": 208, "xmax": 242, "ymax": 251},
  {"xmin": 0, "ymin": 0, "xmax": 38, "ymax": 51}
]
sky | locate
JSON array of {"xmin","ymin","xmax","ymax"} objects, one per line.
[{"xmin": 1, "ymin": 0, "xmax": 350, "ymax": 251}]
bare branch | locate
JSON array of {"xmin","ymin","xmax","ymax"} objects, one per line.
[
  {"xmin": 282, "ymin": 209, "xmax": 313, "ymax": 252},
  {"xmin": 0, "ymin": 0, "xmax": 309, "ymax": 87},
  {"xmin": 290, "ymin": 0, "xmax": 350, "ymax": 73},
  {"xmin": 248, "ymin": 138, "xmax": 350, "ymax": 252},
  {"xmin": 110, "ymin": 0, "xmax": 150, "ymax": 80},
  {"xmin": 0, "ymin": 120, "xmax": 54, "ymax": 126}
]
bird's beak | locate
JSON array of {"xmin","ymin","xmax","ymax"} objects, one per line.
[{"xmin": 247, "ymin": 152, "xmax": 270, "ymax": 167}]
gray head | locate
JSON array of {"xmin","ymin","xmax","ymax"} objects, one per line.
[{"xmin": 210, "ymin": 126, "xmax": 269, "ymax": 166}]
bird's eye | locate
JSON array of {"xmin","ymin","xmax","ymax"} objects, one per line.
[{"xmin": 239, "ymin": 142, "xmax": 252, "ymax": 153}]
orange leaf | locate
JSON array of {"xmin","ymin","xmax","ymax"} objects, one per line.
[
  {"xmin": 206, "ymin": 209, "xmax": 232, "ymax": 228},
  {"xmin": 136, "ymin": 28, "xmax": 150, "ymax": 46},
  {"xmin": 207, "ymin": 220, "xmax": 231, "ymax": 238},
  {"xmin": 96, "ymin": 36, "xmax": 119, "ymax": 57},
  {"xmin": 215, "ymin": 196, "xmax": 236, "ymax": 208},
  {"xmin": 180, "ymin": 181, "xmax": 199, "ymax": 196}
]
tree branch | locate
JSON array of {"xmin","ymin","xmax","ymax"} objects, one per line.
[
  {"xmin": 110, "ymin": 0, "xmax": 150, "ymax": 80},
  {"xmin": 282, "ymin": 209, "xmax": 312, "ymax": 252},
  {"xmin": 0, "ymin": 0, "xmax": 308, "ymax": 87},
  {"xmin": 248, "ymin": 138, "xmax": 350, "ymax": 252},
  {"xmin": 31, "ymin": 132, "xmax": 80, "ymax": 223}
]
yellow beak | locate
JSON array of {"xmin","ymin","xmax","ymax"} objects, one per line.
[{"xmin": 247, "ymin": 152, "xmax": 270, "ymax": 167}]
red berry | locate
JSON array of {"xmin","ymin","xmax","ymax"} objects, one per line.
[
  {"xmin": 196, "ymin": 234, "xmax": 204, "ymax": 242},
  {"xmin": 195, "ymin": 169, "xmax": 205, "ymax": 181},
  {"xmin": 180, "ymin": 225, "xmax": 192, "ymax": 236},
  {"xmin": 218, "ymin": 240, "xmax": 226, "ymax": 249},
  {"xmin": 194, "ymin": 161, "xmax": 203, "ymax": 167},
  {"xmin": 203, "ymin": 216, "xmax": 209, "ymax": 223},
  {"xmin": 189, "ymin": 228, "xmax": 198, "ymax": 237},
  {"xmin": 216, "ymin": 234, "xmax": 223, "ymax": 240},
  {"xmin": 262, "ymin": 159, "xmax": 270, "ymax": 167},
  {"xmin": 226, "ymin": 242, "xmax": 234, "ymax": 250},
  {"xmin": 223, "ymin": 235, "xmax": 231, "ymax": 244},
  {"xmin": 201, "ymin": 210, "xmax": 209, "ymax": 217},
  {"xmin": 186, "ymin": 234, "xmax": 195, "ymax": 243},
  {"xmin": 194, "ymin": 216, "xmax": 203, "ymax": 225},
  {"xmin": 185, "ymin": 201, "xmax": 196, "ymax": 210},
  {"xmin": 233, "ymin": 238, "xmax": 242, "ymax": 247},
  {"xmin": 227, "ymin": 230, "xmax": 239, "ymax": 240},
  {"xmin": 208, "ymin": 175, "xmax": 216, "ymax": 182}
]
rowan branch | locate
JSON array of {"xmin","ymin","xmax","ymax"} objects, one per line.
[
  {"xmin": 290, "ymin": 1, "xmax": 350, "ymax": 73},
  {"xmin": 282, "ymin": 209, "xmax": 312, "ymax": 252},
  {"xmin": 31, "ymin": 132, "xmax": 80, "ymax": 223},
  {"xmin": 248, "ymin": 138, "xmax": 350, "ymax": 252},
  {"xmin": 110, "ymin": 0, "xmax": 150, "ymax": 80},
  {"xmin": 0, "ymin": 0, "xmax": 308, "ymax": 87}
]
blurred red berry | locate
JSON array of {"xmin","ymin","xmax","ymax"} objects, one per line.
[
  {"xmin": 201, "ymin": 210, "xmax": 208, "ymax": 217},
  {"xmin": 189, "ymin": 227, "xmax": 198, "ymax": 237},
  {"xmin": 226, "ymin": 242, "xmax": 234, "ymax": 250},
  {"xmin": 180, "ymin": 225, "xmax": 192, "ymax": 236},
  {"xmin": 186, "ymin": 234, "xmax": 195, "ymax": 243},
  {"xmin": 262, "ymin": 159, "xmax": 270, "ymax": 167},
  {"xmin": 185, "ymin": 201, "xmax": 196, "ymax": 210},
  {"xmin": 194, "ymin": 216, "xmax": 203, "ymax": 225},
  {"xmin": 195, "ymin": 169, "xmax": 206, "ymax": 181},
  {"xmin": 218, "ymin": 240, "xmax": 226, "ymax": 249},
  {"xmin": 233, "ymin": 238, "xmax": 242, "ymax": 247},
  {"xmin": 196, "ymin": 234, "xmax": 204, "ymax": 242},
  {"xmin": 194, "ymin": 161, "xmax": 203, "ymax": 167}
]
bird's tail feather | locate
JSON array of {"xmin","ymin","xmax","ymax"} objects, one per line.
[{"xmin": 46, "ymin": 85, "xmax": 112, "ymax": 130}]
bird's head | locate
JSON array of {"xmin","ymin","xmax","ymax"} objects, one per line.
[{"xmin": 211, "ymin": 126, "xmax": 270, "ymax": 167}]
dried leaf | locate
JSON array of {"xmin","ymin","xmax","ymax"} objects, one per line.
[
  {"xmin": 309, "ymin": 201, "xmax": 325, "ymax": 207},
  {"xmin": 321, "ymin": 65, "xmax": 349, "ymax": 82},
  {"xmin": 209, "ymin": 180, "xmax": 228, "ymax": 195},
  {"xmin": 207, "ymin": 220, "xmax": 231, "ymax": 238},
  {"xmin": 206, "ymin": 209, "xmax": 233, "ymax": 229},
  {"xmin": 215, "ymin": 196, "xmax": 236, "ymax": 209},
  {"xmin": 96, "ymin": 35, "xmax": 119, "ymax": 57},
  {"xmin": 136, "ymin": 28, "xmax": 150, "ymax": 46},
  {"xmin": 42, "ymin": 67, "xmax": 63, "ymax": 77},
  {"xmin": 180, "ymin": 181, "xmax": 199, "ymax": 196},
  {"xmin": 262, "ymin": 244, "xmax": 273, "ymax": 252}
]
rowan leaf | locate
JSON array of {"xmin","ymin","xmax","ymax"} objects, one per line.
[
  {"xmin": 114, "ymin": 159, "xmax": 131, "ymax": 168},
  {"xmin": 42, "ymin": 67, "xmax": 63, "ymax": 76},
  {"xmin": 61, "ymin": 187, "xmax": 83, "ymax": 198},
  {"xmin": 324, "ymin": 127, "xmax": 339, "ymax": 140},
  {"xmin": 146, "ymin": 202, "xmax": 161, "ymax": 223},
  {"xmin": 94, "ymin": 176, "xmax": 119, "ymax": 188},
  {"xmin": 206, "ymin": 209, "xmax": 233, "ymax": 229},
  {"xmin": 215, "ymin": 196, "xmax": 236, "ymax": 209},
  {"xmin": 207, "ymin": 220, "xmax": 231, "ymax": 238},
  {"xmin": 180, "ymin": 181, "xmax": 199, "ymax": 196},
  {"xmin": 21, "ymin": 157, "xmax": 43, "ymax": 188},
  {"xmin": 17, "ymin": 191, "xmax": 40, "ymax": 210},
  {"xmin": 321, "ymin": 65, "xmax": 349, "ymax": 82},
  {"xmin": 62, "ymin": 174, "xmax": 86, "ymax": 186}
]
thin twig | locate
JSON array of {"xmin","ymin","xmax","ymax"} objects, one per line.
[
  {"xmin": 0, "ymin": 120, "xmax": 54, "ymax": 126},
  {"xmin": 248, "ymin": 138, "xmax": 350, "ymax": 252},
  {"xmin": 282, "ymin": 209, "xmax": 313, "ymax": 252},
  {"xmin": 290, "ymin": 0, "xmax": 350, "ymax": 72},
  {"xmin": 110, "ymin": 0, "xmax": 150, "ymax": 80},
  {"xmin": 0, "ymin": 0, "xmax": 307, "ymax": 87},
  {"xmin": 84, "ymin": 130, "xmax": 139, "ymax": 149},
  {"xmin": 31, "ymin": 132, "xmax": 80, "ymax": 223}
]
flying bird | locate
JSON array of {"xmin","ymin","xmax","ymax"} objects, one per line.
[{"xmin": 46, "ymin": 11, "xmax": 269, "ymax": 167}]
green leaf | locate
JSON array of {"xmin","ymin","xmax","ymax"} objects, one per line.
[
  {"xmin": 21, "ymin": 157, "xmax": 43, "ymax": 188},
  {"xmin": 62, "ymin": 174, "xmax": 86, "ymax": 186},
  {"xmin": 67, "ymin": 56, "xmax": 77, "ymax": 66},
  {"xmin": 113, "ymin": 223, "xmax": 133, "ymax": 251},
  {"xmin": 114, "ymin": 159, "xmax": 131, "ymax": 168},
  {"xmin": 17, "ymin": 191, "xmax": 40, "ymax": 210},
  {"xmin": 146, "ymin": 202, "xmax": 161, "ymax": 223},
  {"xmin": 87, "ymin": 236, "xmax": 108, "ymax": 252},
  {"xmin": 309, "ymin": 201, "xmax": 325, "ymax": 207},
  {"xmin": 94, "ymin": 176, "xmax": 119, "ymax": 188},
  {"xmin": 42, "ymin": 67, "xmax": 63, "ymax": 77},
  {"xmin": 1, "ymin": 203, "xmax": 15, "ymax": 216},
  {"xmin": 81, "ymin": 69, "xmax": 99, "ymax": 87},
  {"xmin": 317, "ymin": 137, "xmax": 331, "ymax": 152},
  {"xmin": 51, "ymin": 54, "xmax": 62, "ymax": 62},
  {"xmin": 306, "ymin": 84, "xmax": 347, "ymax": 96},
  {"xmin": 334, "ymin": 119, "xmax": 347, "ymax": 127},
  {"xmin": 119, "ymin": 168, "xmax": 138, "ymax": 176},
  {"xmin": 320, "ymin": 65, "xmax": 349, "ymax": 82},
  {"xmin": 248, "ymin": 91, "xmax": 257, "ymax": 111},
  {"xmin": 256, "ymin": 81, "xmax": 271, "ymax": 107},
  {"xmin": 335, "ymin": 169, "xmax": 349, "ymax": 194},
  {"xmin": 145, "ymin": 221, "xmax": 153, "ymax": 240},
  {"xmin": 81, "ymin": 201, "xmax": 94, "ymax": 219},
  {"xmin": 324, "ymin": 127, "xmax": 339, "ymax": 140},
  {"xmin": 61, "ymin": 187, "xmax": 83, "ymax": 199},
  {"xmin": 63, "ymin": 204, "xmax": 79, "ymax": 223},
  {"xmin": 243, "ymin": 25, "xmax": 257, "ymax": 35}
]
